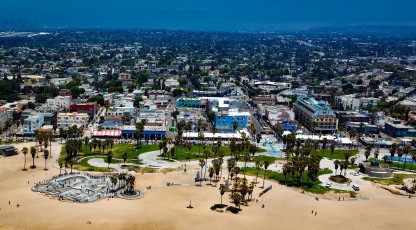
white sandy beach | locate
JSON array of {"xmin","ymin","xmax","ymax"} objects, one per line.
[{"xmin": 0, "ymin": 142, "xmax": 415, "ymax": 230}]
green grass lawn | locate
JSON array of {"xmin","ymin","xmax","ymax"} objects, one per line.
[
  {"xmin": 313, "ymin": 149, "xmax": 359, "ymax": 160},
  {"xmin": 250, "ymin": 155, "xmax": 283, "ymax": 163},
  {"xmin": 82, "ymin": 143, "xmax": 159, "ymax": 158},
  {"xmin": 389, "ymin": 161, "xmax": 416, "ymax": 172},
  {"xmin": 59, "ymin": 143, "xmax": 158, "ymax": 172},
  {"xmin": 170, "ymin": 145, "xmax": 267, "ymax": 161},
  {"xmin": 362, "ymin": 174, "xmax": 416, "ymax": 185},
  {"xmin": 242, "ymin": 167, "xmax": 353, "ymax": 195}
]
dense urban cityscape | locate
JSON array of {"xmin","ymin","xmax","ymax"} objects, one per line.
[{"xmin": 0, "ymin": 27, "xmax": 416, "ymax": 229}]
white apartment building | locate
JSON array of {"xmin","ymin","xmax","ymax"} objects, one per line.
[
  {"xmin": 253, "ymin": 81, "xmax": 291, "ymax": 92},
  {"xmin": 57, "ymin": 112, "xmax": 89, "ymax": 129},
  {"xmin": 46, "ymin": 96, "xmax": 72, "ymax": 109},
  {"xmin": 23, "ymin": 114, "xmax": 44, "ymax": 135},
  {"xmin": 335, "ymin": 95, "xmax": 361, "ymax": 110},
  {"xmin": 164, "ymin": 78, "xmax": 180, "ymax": 88}
]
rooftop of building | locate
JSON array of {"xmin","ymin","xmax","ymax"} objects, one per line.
[
  {"xmin": 297, "ymin": 97, "xmax": 331, "ymax": 111},
  {"xmin": 57, "ymin": 112, "xmax": 89, "ymax": 118}
]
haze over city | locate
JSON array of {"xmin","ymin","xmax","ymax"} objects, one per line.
[{"xmin": 1, "ymin": 0, "xmax": 416, "ymax": 30}]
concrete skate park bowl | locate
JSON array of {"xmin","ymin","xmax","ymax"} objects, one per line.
[{"xmin": 32, "ymin": 173, "xmax": 143, "ymax": 203}]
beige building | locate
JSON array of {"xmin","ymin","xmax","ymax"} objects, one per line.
[{"xmin": 57, "ymin": 112, "xmax": 89, "ymax": 129}]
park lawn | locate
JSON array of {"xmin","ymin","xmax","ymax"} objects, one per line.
[
  {"xmin": 61, "ymin": 143, "xmax": 158, "ymax": 160},
  {"xmin": 242, "ymin": 167, "xmax": 352, "ymax": 195},
  {"xmin": 72, "ymin": 157, "xmax": 115, "ymax": 172},
  {"xmin": 172, "ymin": 145, "xmax": 267, "ymax": 161},
  {"xmin": 389, "ymin": 161, "xmax": 416, "ymax": 172},
  {"xmin": 250, "ymin": 155, "xmax": 284, "ymax": 163},
  {"xmin": 59, "ymin": 143, "xmax": 155, "ymax": 172},
  {"xmin": 362, "ymin": 174, "xmax": 416, "ymax": 185},
  {"xmin": 314, "ymin": 149, "xmax": 359, "ymax": 160},
  {"xmin": 81, "ymin": 143, "xmax": 159, "ymax": 159}
]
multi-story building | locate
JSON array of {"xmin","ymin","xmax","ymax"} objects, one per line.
[
  {"xmin": 0, "ymin": 108, "xmax": 12, "ymax": 131},
  {"xmin": 70, "ymin": 103, "xmax": 98, "ymax": 118},
  {"xmin": 384, "ymin": 120, "xmax": 416, "ymax": 137},
  {"xmin": 137, "ymin": 109, "xmax": 167, "ymax": 139},
  {"xmin": 253, "ymin": 81, "xmax": 291, "ymax": 92},
  {"xmin": 360, "ymin": 97, "xmax": 379, "ymax": 109},
  {"xmin": 335, "ymin": 95, "xmax": 360, "ymax": 110},
  {"xmin": 346, "ymin": 122, "xmax": 379, "ymax": 135},
  {"xmin": 214, "ymin": 111, "xmax": 251, "ymax": 132},
  {"xmin": 23, "ymin": 114, "xmax": 44, "ymax": 135},
  {"xmin": 118, "ymin": 73, "xmax": 133, "ymax": 86},
  {"xmin": 46, "ymin": 96, "xmax": 72, "ymax": 110},
  {"xmin": 164, "ymin": 78, "xmax": 180, "ymax": 88},
  {"xmin": 294, "ymin": 97, "xmax": 338, "ymax": 134},
  {"xmin": 193, "ymin": 90, "xmax": 226, "ymax": 97},
  {"xmin": 106, "ymin": 107, "xmax": 136, "ymax": 120},
  {"xmin": 336, "ymin": 111, "xmax": 370, "ymax": 126},
  {"xmin": 57, "ymin": 112, "xmax": 89, "ymax": 129},
  {"xmin": 175, "ymin": 98, "xmax": 202, "ymax": 108},
  {"xmin": 252, "ymin": 96, "xmax": 276, "ymax": 106}
]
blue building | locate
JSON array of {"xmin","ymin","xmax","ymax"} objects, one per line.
[
  {"xmin": 175, "ymin": 98, "xmax": 202, "ymax": 108},
  {"xmin": 384, "ymin": 121, "xmax": 416, "ymax": 137},
  {"xmin": 214, "ymin": 111, "xmax": 251, "ymax": 132}
]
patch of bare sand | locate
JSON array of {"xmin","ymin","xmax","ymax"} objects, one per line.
[{"xmin": 1, "ymin": 142, "xmax": 416, "ymax": 230}]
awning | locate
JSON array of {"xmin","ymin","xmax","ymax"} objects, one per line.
[{"xmin": 92, "ymin": 130, "xmax": 121, "ymax": 137}]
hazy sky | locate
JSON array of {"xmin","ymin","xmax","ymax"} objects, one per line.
[{"xmin": 1, "ymin": 0, "xmax": 416, "ymax": 31}]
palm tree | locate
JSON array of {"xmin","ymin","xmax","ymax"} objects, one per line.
[
  {"xmin": 364, "ymin": 146, "xmax": 372, "ymax": 162},
  {"xmin": 170, "ymin": 146, "xmax": 175, "ymax": 159},
  {"xmin": 334, "ymin": 160, "xmax": 340, "ymax": 175},
  {"xmin": 313, "ymin": 140, "xmax": 319, "ymax": 154},
  {"xmin": 374, "ymin": 148, "xmax": 380, "ymax": 160},
  {"xmin": 43, "ymin": 150, "xmax": 49, "ymax": 170},
  {"xmin": 397, "ymin": 148, "xmax": 403, "ymax": 169},
  {"xmin": 203, "ymin": 150, "xmax": 211, "ymax": 179},
  {"xmin": 330, "ymin": 141, "xmax": 336, "ymax": 158},
  {"xmin": 256, "ymin": 133, "xmax": 262, "ymax": 147},
  {"xmin": 322, "ymin": 138, "xmax": 328, "ymax": 149},
  {"xmin": 107, "ymin": 151, "xmax": 113, "ymax": 169},
  {"xmin": 198, "ymin": 159, "xmax": 205, "ymax": 186},
  {"xmin": 122, "ymin": 152, "xmax": 128, "ymax": 166},
  {"xmin": 389, "ymin": 143, "xmax": 398, "ymax": 168},
  {"xmin": 208, "ymin": 167, "xmax": 214, "ymax": 184},
  {"xmin": 59, "ymin": 162, "xmax": 63, "ymax": 175},
  {"xmin": 227, "ymin": 159, "xmax": 236, "ymax": 182},
  {"xmin": 282, "ymin": 163, "xmax": 290, "ymax": 184},
  {"xmin": 219, "ymin": 184, "xmax": 226, "ymax": 204},
  {"xmin": 262, "ymin": 161, "xmax": 270, "ymax": 188},
  {"xmin": 348, "ymin": 129, "xmax": 357, "ymax": 149},
  {"xmin": 410, "ymin": 151, "xmax": 416, "ymax": 172},
  {"xmin": 30, "ymin": 146, "xmax": 36, "ymax": 168},
  {"xmin": 403, "ymin": 145, "xmax": 412, "ymax": 171},
  {"xmin": 255, "ymin": 161, "xmax": 263, "ymax": 184},
  {"xmin": 187, "ymin": 142, "xmax": 192, "ymax": 159},
  {"xmin": 231, "ymin": 192, "xmax": 242, "ymax": 208},
  {"xmin": 110, "ymin": 175, "xmax": 118, "ymax": 191},
  {"xmin": 232, "ymin": 120, "xmax": 238, "ymax": 133},
  {"xmin": 158, "ymin": 142, "xmax": 164, "ymax": 156},
  {"xmin": 22, "ymin": 147, "xmax": 28, "ymax": 171}
]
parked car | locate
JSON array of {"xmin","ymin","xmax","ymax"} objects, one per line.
[
  {"xmin": 352, "ymin": 184, "xmax": 360, "ymax": 191},
  {"xmin": 326, "ymin": 182, "xmax": 332, "ymax": 188}
]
